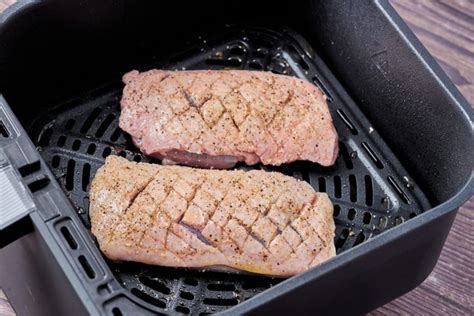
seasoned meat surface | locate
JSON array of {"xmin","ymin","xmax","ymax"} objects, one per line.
[
  {"xmin": 119, "ymin": 69, "xmax": 338, "ymax": 169},
  {"xmin": 90, "ymin": 156, "xmax": 336, "ymax": 276}
]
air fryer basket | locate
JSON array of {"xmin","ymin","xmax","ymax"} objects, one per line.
[
  {"xmin": 30, "ymin": 27, "xmax": 430, "ymax": 315},
  {"xmin": 0, "ymin": 1, "xmax": 472, "ymax": 315}
]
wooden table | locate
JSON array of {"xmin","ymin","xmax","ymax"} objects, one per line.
[{"xmin": 0, "ymin": 1, "xmax": 472, "ymax": 315}]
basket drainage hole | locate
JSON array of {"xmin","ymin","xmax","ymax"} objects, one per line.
[
  {"xmin": 0, "ymin": 120, "xmax": 9, "ymax": 138},
  {"xmin": 203, "ymin": 298, "xmax": 238, "ymax": 306},
  {"xmin": 339, "ymin": 143, "xmax": 354, "ymax": 170},
  {"xmin": 348, "ymin": 208, "xmax": 356, "ymax": 221},
  {"xmin": 110, "ymin": 127, "xmax": 122, "ymax": 142},
  {"xmin": 66, "ymin": 159, "xmax": 76, "ymax": 191},
  {"xmin": 333, "ymin": 175, "xmax": 342, "ymax": 199},
  {"xmin": 318, "ymin": 177, "xmax": 326, "ymax": 192},
  {"xmin": 312, "ymin": 76, "xmax": 334, "ymax": 102},
  {"xmin": 336, "ymin": 109, "xmax": 358, "ymax": 135},
  {"xmin": 183, "ymin": 278, "xmax": 198, "ymax": 286},
  {"xmin": 349, "ymin": 175, "xmax": 357, "ymax": 202},
  {"xmin": 335, "ymin": 229, "xmax": 349, "ymax": 249},
  {"xmin": 57, "ymin": 135, "xmax": 67, "ymax": 147},
  {"xmin": 78, "ymin": 255, "xmax": 95, "ymax": 279},
  {"xmin": 180, "ymin": 291, "xmax": 194, "ymax": 300},
  {"xmin": 362, "ymin": 142, "xmax": 384, "ymax": 169},
  {"xmin": 60, "ymin": 226, "xmax": 78, "ymax": 250},
  {"xmin": 96, "ymin": 114, "xmax": 116, "ymax": 138},
  {"xmin": 131, "ymin": 288, "xmax": 166, "ymax": 308},
  {"xmin": 82, "ymin": 163, "xmax": 91, "ymax": 192},
  {"xmin": 353, "ymin": 232, "xmax": 366, "ymax": 246},
  {"xmin": 176, "ymin": 306, "xmax": 190, "ymax": 314},
  {"xmin": 363, "ymin": 212, "xmax": 371, "ymax": 224},
  {"xmin": 87, "ymin": 143, "xmax": 97, "ymax": 155},
  {"xmin": 288, "ymin": 45, "xmax": 309, "ymax": 70},
  {"xmin": 80, "ymin": 107, "xmax": 102, "ymax": 134},
  {"xmin": 387, "ymin": 176, "xmax": 411, "ymax": 204},
  {"xmin": 333, "ymin": 204, "xmax": 340, "ymax": 217},
  {"xmin": 365, "ymin": 175, "xmax": 373, "ymax": 206},
  {"xmin": 102, "ymin": 147, "xmax": 112, "ymax": 158},
  {"xmin": 112, "ymin": 307, "xmax": 122, "ymax": 316},
  {"xmin": 139, "ymin": 276, "xmax": 171, "ymax": 294},
  {"xmin": 72, "ymin": 139, "xmax": 81, "ymax": 151}
]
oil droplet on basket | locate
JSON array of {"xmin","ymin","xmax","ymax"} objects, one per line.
[
  {"xmin": 403, "ymin": 176, "xmax": 414, "ymax": 189},
  {"xmin": 350, "ymin": 151, "xmax": 358, "ymax": 159},
  {"xmin": 381, "ymin": 196, "xmax": 390, "ymax": 209}
]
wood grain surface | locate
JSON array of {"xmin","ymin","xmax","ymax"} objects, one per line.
[{"xmin": 0, "ymin": 0, "xmax": 472, "ymax": 315}]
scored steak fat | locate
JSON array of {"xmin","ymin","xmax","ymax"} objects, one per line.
[
  {"xmin": 90, "ymin": 156, "xmax": 336, "ymax": 276},
  {"xmin": 119, "ymin": 69, "xmax": 339, "ymax": 169}
]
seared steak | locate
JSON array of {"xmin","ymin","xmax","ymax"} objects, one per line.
[
  {"xmin": 119, "ymin": 69, "xmax": 338, "ymax": 169},
  {"xmin": 90, "ymin": 156, "xmax": 336, "ymax": 276}
]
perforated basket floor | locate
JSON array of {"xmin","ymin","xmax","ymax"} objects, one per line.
[{"xmin": 32, "ymin": 27, "xmax": 431, "ymax": 315}]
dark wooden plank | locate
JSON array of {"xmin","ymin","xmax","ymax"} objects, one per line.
[
  {"xmin": 391, "ymin": 0, "xmax": 474, "ymax": 104},
  {"xmin": 371, "ymin": 283, "xmax": 471, "ymax": 315},
  {"xmin": 0, "ymin": 0, "xmax": 472, "ymax": 315}
]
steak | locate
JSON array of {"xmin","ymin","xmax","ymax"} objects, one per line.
[
  {"xmin": 119, "ymin": 69, "xmax": 339, "ymax": 169},
  {"xmin": 90, "ymin": 156, "xmax": 336, "ymax": 276}
]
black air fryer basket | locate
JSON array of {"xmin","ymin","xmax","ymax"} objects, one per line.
[{"xmin": 0, "ymin": 1, "xmax": 472, "ymax": 315}]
